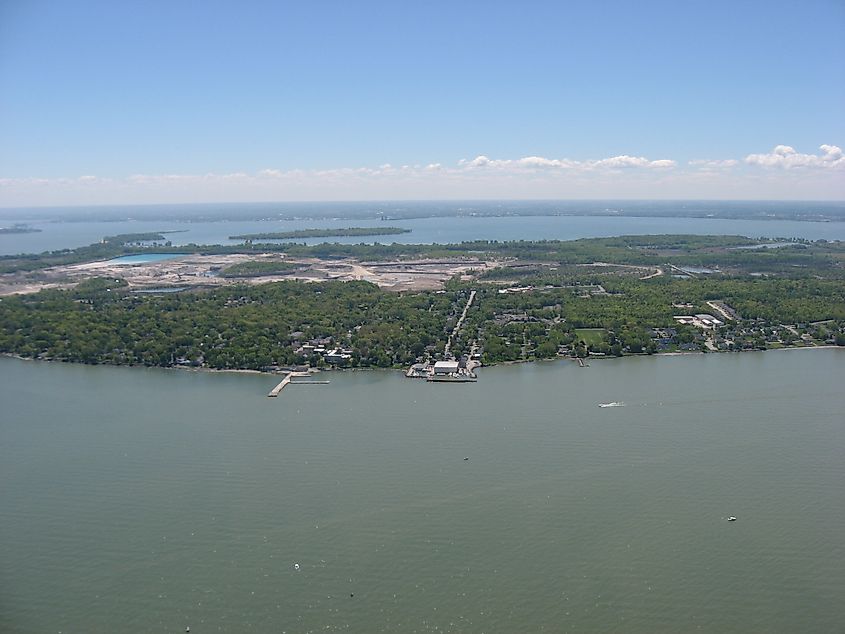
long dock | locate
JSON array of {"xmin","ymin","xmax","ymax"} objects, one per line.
[
  {"xmin": 268, "ymin": 372, "xmax": 327, "ymax": 396},
  {"xmin": 268, "ymin": 373, "xmax": 292, "ymax": 396}
]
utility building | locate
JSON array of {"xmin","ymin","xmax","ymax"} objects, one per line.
[{"xmin": 433, "ymin": 360, "xmax": 460, "ymax": 375}]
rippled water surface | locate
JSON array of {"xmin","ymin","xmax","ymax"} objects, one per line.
[{"xmin": 1, "ymin": 350, "xmax": 843, "ymax": 633}]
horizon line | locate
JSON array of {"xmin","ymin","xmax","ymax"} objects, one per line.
[{"xmin": 2, "ymin": 196, "xmax": 844, "ymax": 211}]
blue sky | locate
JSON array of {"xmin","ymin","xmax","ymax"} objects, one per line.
[{"xmin": 1, "ymin": 0, "xmax": 843, "ymax": 205}]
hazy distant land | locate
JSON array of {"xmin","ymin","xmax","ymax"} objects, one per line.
[
  {"xmin": 0, "ymin": 224, "xmax": 41, "ymax": 234},
  {"xmin": 1, "ymin": 200, "xmax": 844, "ymax": 224},
  {"xmin": 229, "ymin": 227, "xmax": 412, "ymax": 240}
]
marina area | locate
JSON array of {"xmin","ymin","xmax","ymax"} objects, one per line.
[
  {"xmin": 406, "ymin": 288, "xmax": 480, "ymax": 382},
  {"xmin": 406, "ymin": 358, "xmax": 479, "ymax": 382}
]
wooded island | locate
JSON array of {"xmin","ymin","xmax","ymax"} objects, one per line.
[
  {"xmin": 229, "ymin": 227, "xmax": 411, "ymax": 240},
  {"xmin": 1, "ymin": 235, "xmax": 843, "ymax": 369}
]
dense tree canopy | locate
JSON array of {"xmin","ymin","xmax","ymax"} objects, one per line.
[{"xmin": 1, "ymin": 235, "xmax": 843, "ymax": 369}]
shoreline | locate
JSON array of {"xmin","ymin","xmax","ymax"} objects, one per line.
[{"xmin": 3, "ymin": 344, "xmax": 842, "ymax": 376}]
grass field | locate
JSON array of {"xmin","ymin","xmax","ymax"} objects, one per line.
[{"xmin": 574, "ymin": 328, "xmax": 607, "ymax": 346}]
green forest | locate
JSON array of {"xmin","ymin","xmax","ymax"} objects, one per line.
[{"xmin": 1, "ymin": 235, "xmax": 844, "ymax": 370}]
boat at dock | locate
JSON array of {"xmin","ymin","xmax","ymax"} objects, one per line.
[
  {"xmin": 427, "ymin": 373, "xmax": 477, "ymax": 383},
  {"xmin": 408, "ymin": 358, "xmax": 479, "ymax": 382}
]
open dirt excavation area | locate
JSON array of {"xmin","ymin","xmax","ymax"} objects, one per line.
[{"xmin": 0, "ymin": 253, "xmax": 500, "ymax": 296}]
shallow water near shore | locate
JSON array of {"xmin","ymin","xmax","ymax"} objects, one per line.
[
  {"xmin": 105, "ymin": 253, "xmax": 184, "ymax": 265},
  {"xmin": 1, "ymin": 350, "xmax": 843, "ymax": 632}
]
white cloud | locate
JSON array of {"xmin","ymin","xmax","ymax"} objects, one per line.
[
  {"xmin": 0, "ymin": 177, "xmax": 50, "ymax": 186},
  {"xmin": 460, "ymin": 153, "xmax": 673, "ymax": 170},
  {"xmin": 3, "ymin": 144, "xmax": 845, "ymax": 206},
  {"xmin": 643, "ymin": 159, "xmax": 676, "ymax": 169},
  {"xmin": 745, "ymin": 144, "xmax": 845, "ymax": 168},
  {"xmin": 588, "ymin": 155, "xmax": 675, "ymax": 169},
  {"xmin": 819, "ymin": 144, "xmax": 843, "ymax": 161},
  {"xmin": 688, "ymin": 159, "xmax": 739, "ymax": 168},
  {"xmin": 460, "ymin": 155, "xmax": 493, "ymax": 168},
  {"xmin": 514, "ymin": 156, "xmax": 577, "ymax": 169}
]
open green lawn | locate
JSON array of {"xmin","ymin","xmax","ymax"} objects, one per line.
[{"xmin": 574, "ymin": 328, "xmax": 607, "ymax": 346}]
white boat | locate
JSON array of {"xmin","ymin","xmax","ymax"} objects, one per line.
[
  {"xmin": 427, "ymin": 373, "xmax": 477, "ymax": 383},
  {"xmin": 598, "ymin": 402, "xmax": 625, "ymax": 408}
]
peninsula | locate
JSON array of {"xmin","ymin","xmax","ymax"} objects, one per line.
[
  {"xmin": 0, "ymin": 224, "xmax": 41, "ymax": 234},
  {"xmin": 0, "ymin": 235, "xmax": 843, "ymax": 370},
  {"xmin": 229, "ymin": 227, "xmax": 411, "ymax": 240}
]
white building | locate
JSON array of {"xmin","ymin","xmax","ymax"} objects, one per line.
[
  {"xmin": 324, "ymin": 348, "xmax": 353, "ymax": 364},
  {"xmin": 433, "ymin": 360, "xmax": 460, "ymax": 375}
]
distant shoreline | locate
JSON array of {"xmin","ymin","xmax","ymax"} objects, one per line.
[
  {"xmin": 2, "ymin": 200, "xmax": 844, "ymax": 226},
  {"xmin": 229, "ymin": 227, "xmax": 412, "ymax": 240}
]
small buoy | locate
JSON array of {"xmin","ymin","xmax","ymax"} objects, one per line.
[
  {"xmin": 294, "ymin": 563, "xmax": 300, "ymax": 570},
  {"xmin": 350, "ymin": 593, "xmax": 354, "ymax": 597}
]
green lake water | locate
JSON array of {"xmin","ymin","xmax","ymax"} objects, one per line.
[{"xmin": 1, "ymin": 350, "xmax": 843, "ymax": 633}]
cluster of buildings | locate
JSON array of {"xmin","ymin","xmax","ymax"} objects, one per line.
[
  {"xmin": 292, "ymin": 335, "xmax": 353, "ymax": 365},
  {"xmin": 406, "ymin": 357, "xmax": 478, "ymax": 382},
  {"xmin": 497, "ymin": 285, "xmax": 534, "ymax": 295},
  {"xmin": 673, "ymin": 314, "xmax": 724, "ymax": 329},
  {"xmin": 708, "ymin": 321, "xmax": 840, "ymax": 351},
  {"xmin": 496, "ymin": 283, "xmax": 607, "ymax": 297}
]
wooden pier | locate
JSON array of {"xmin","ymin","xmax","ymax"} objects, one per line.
[
  {"xmin": 267, "ymin": 374, "xmax": 292, "ymax": 396},
  {"xmin": 268, "ymin": 372, "xmax": 328, "ymax": 396}
]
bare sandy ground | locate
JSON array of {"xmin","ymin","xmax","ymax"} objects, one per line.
[{"xmin": 0, "ymin": 253, "xmax": 499, "ymax": 296}]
